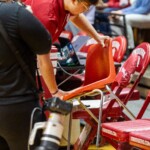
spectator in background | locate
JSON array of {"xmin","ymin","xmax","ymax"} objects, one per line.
[
  {"xmin": 93, "ymin": 0, "xmax": 130, "ymax": 36},
  {"xmin": 114, "ymin": 0, "xmax": 150, "ymax": 14},
  {"xmin": 97, "ymin": 0, "xmax": 130, "ymax": 12},
  {"xmin": 111, "ymin": 0, "xmax": 150, "ymax": 49}
]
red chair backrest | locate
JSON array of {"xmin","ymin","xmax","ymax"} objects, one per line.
[
  {"xmin": 112, "ymin": 53, "xmax": 138, "ymax": 89},
  {"xmin": 63, "ymin": 39, "xmax": 116, "ymax": 100},
  {"xmin": 112, "ymin": 36, "xmax": 127, "ymax": 63},
  {"xmin": 112, "ymin": 42, "xmax": 150, "ymax": 104},
  {"xmin": 83, "ymin": 40, "xmax": 112, "ymax": 85},
  {"xmin": 113, "ymin": 42, "xmax": 150, "ymax": 89},
  {"xmin": 132, "ymin": 42, "xmax": 150, "ymax": 73}
]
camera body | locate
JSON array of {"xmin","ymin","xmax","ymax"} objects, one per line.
[
  {"xmin": 43, "ymin": 97, "xmax": 72, "ymax": 115},
  {"xmin": 29, "ymin": 97, "xmax": 73, "ymax": 150}
]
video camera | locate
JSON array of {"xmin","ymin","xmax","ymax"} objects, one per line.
[{"xmin": 29, "ymin": 97, "xmax": 73, "ymax": 150}]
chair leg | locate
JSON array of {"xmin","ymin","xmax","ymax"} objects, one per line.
[
  {"xmin": 73, "ymin": 121, "xmax": 97, "ymax": 150},
  {"xmin": 117, "ymin": 142, "xmax": 132, "ymax": 150}
]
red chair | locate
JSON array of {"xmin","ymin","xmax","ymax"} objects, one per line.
[
  {"xmin": 63, "ymin": 39, "xmax": 116, "ymax": 100},
  {"xmin": 72, "ymin": 32, "xmax": 127, "ymax": 61},
  {"xmin": 64, "ymin": 42, "xmax": 150, "ymax": 150},
  {"xmin": 73, "ymin": 42, "xmax": 150, "ymax": 119}
]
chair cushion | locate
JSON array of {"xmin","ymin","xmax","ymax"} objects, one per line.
[
  {"xmin": 129, "ymin": 130, "xmax": 150, "ymax": 149},
  {"xmin": 102, "ymin": 119, "xmax": 150, "ymax": 142}
]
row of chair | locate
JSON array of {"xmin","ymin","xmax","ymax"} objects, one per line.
[
  {"xmin": 102, "ymin": 91, "xmax": 150, "ymax": 149},
  {"xmin": 62, "ymin": 41, "xmax": 150, "ymax": 149},
  {"xmin": 41, "ymin": 30, "xmax": 150, "ymax": 149}
]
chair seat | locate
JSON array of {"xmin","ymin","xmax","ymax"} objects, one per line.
[
  {"xmin": 129, "ymin": 130, "xmax": 150, "ymax": 150},
  {"xmin": 73, "ymin": 101, "xmax": 121, "ymax": 119},
  {"xmin": 101, "ymin": 119, "xmax": 150, "ymax": 142},
  {"xmin": 72, "ymin": 87, "xmax": 140, "ymax": 120}
]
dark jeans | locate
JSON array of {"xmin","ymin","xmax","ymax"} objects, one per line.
[{"xmin": 0, "ymin": 99, "xmax": 45, "ymax": 150}]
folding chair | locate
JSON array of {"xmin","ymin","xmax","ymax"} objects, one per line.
[{"xmin": 63, "ymin": 42, "xmax": 150, "ymax": 150}]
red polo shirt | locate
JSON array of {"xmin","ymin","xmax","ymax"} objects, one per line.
[{"xmin": 24, "ymin": 0, "xmax": 70, "ymax": 42}]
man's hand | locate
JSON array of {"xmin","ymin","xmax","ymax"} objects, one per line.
[
  {"xmin": 52, "ymin": 89, "xmax": 70, "ymax": 100},
  {"xmin": 97, "ymin": 35, "xmax": 110, "ymax": 47}
]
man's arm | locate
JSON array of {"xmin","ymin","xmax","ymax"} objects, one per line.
[
  {"xmin": 37, "ymin": 54, "xmax": 57, "ymax": 94},
  {"xmin": 37, "ymin": 53, "xmax": 67, "ymax": 98}
]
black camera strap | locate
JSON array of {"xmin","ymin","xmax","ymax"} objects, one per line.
[{"xmin": 0, "ymin": 21, "xmax": 42, "ymax": 94}]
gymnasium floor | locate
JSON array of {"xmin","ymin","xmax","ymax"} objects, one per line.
[{"xmin": 88, "ymin": 144, "xmax": 115, "ymax": 150}]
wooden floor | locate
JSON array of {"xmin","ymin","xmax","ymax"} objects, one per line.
[{"xmin": 88, "ymin": 144, "xmax": 115, "ymax": 150}]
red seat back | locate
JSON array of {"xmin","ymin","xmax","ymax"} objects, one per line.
[
  {"xmin": 83, "ymin": 41, "xmax": 112, "ymax": 85},
  {"xmin": 63, "ymin": 39, "xmax": 116, "ymax": 100},
  {"xmin": 112, "ymin": 53, "xmax": 138, "ymax": 89},
  {"xmin": 103, "ymin": 42, "xmax": 150, "ymax": 121},
  {"xmin": 112, "ymin": 36, "xmax": 127, "ymax": 63},
  {"xmin": 123, "ymin": 42, "xmax": 150, "ymax": 104},
  {"xmin": 133, "ymin": 42, "xmax": 150, "ymax": 72}
]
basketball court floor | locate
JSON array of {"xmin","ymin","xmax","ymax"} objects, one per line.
[{"xmin": 88, "ymin": 144, "xmax": 115, "ymax": 150}]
